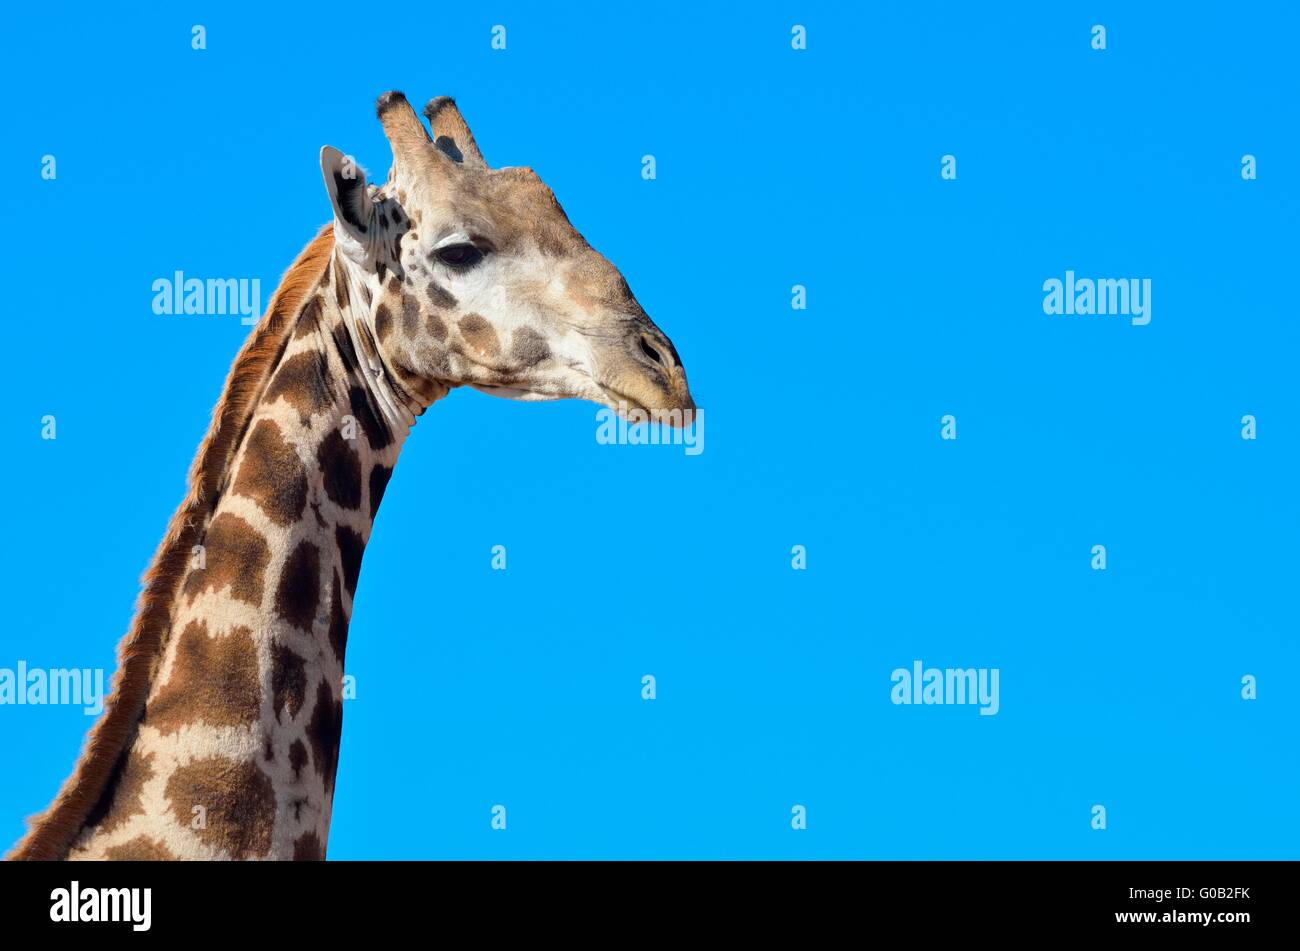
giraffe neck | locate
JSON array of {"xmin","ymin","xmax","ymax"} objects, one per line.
[{"xmin": 70, "ymin": 252, "xmax": 426, "ymax": 860}]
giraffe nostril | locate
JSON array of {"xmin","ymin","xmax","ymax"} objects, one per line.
[{"xmin": 639, "ymin": 337, "xmax": 663, "ymax": 365}]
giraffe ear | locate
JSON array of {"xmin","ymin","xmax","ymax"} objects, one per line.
[
  {"xmin": 423, "ymin": 97, "xmax": 488, "ymax": 169},
  {"xmin": 320, "ymin": 146, "xmax": 375, "ymax": 247}
]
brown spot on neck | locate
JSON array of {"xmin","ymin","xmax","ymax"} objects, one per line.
[
  {"xmin": 335, "ymin": 525, "xmax": 365, "ymax": 598},
  {"xmin": 347, "ymin": 386, "xmax": 392, "ymax": 451},
  {"xmin": 274, "ymin": 540, "xmax": 322, "ymax": 633},
  {"xmin": 183, "ymin": 513, "xmax": 270, "ymax": 607},
  {"xmin": 305, "ymin": 681, "xmax": 344, "ymax": 798},
  {"xmin": 148, "ymin": 621, "xmax": 261, "ymax": 735},
  {"xmin": 368, "ymin": 464, "xmax": 393, "ymax": 522},
  {"xmin": 318, "ymin": 430, "xmax": 363, "ymax": 510},
  {"xmin": 231, "ymin": 419, "xmax": 308, "ymax": 526},
  {"xmin": 294, "ymin": 295, "xmax": 325, "ymax": 340},
  {"xmin": 271, "ymin": 642, "xmax": 307, "ymax": 721},
  {"xmin": 292, "ymin": 829, "xmax": 325, "ymax": 860},
  {"xmin": 165, "ymin": 758, "xmax": 276, "ymax": 860},
  {"xmin": 288, "ymin": 739, "xmax": 309, "ymax": 781},
  {"xmin": 264, "ymin": 350, "xmax": 334, "ymax": 427}
]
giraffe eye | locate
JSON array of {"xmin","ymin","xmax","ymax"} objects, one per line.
[{"xmin": 434, "ymin": 243, "xmax": 484, "ymax": 268}]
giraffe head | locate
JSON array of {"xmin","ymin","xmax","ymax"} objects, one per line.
[{"xmin": 319, "ymin": 91, "xmax": 695, "ymax": 424}]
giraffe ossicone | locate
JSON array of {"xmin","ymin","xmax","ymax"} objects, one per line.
[{"xmin": 8, "ymin": 92, "xmax": 694, "ymax": 861}]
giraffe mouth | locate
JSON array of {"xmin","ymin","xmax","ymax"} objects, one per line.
[
  {"xmin": 598, "ymin": 388, "xmax": 702, "ymax": 428},
  {"xmin": 598, "ymin": 391, "xmax": 653, "ymax": 419}
]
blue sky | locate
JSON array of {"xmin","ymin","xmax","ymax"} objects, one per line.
[{"xmin": 1, "ymin": 2, "xmax": 1296, "ymax": 858}]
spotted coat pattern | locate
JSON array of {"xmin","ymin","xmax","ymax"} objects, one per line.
[{"xmin": 69, "ymin": 256, "xmax": 403, "ymax": 860}]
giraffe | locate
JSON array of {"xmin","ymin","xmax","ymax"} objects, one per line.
[{"xmin": 8, "ymin": 92, "xmax": 694, "ymax": 861}]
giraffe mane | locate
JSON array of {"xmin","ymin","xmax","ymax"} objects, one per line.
[{"xmin": 7, "ymin": 224, "xmax": 336, "ymax": 860}]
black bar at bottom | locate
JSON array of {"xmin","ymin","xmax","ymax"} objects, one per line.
[{"xmin": 0, "ymin": 860, "xmax": 1285, "ymax": 938}]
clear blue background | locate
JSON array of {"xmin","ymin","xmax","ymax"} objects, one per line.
[{"xmin": 1, "ymin": 2, "xmax": 1295, "ymax": 858}]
